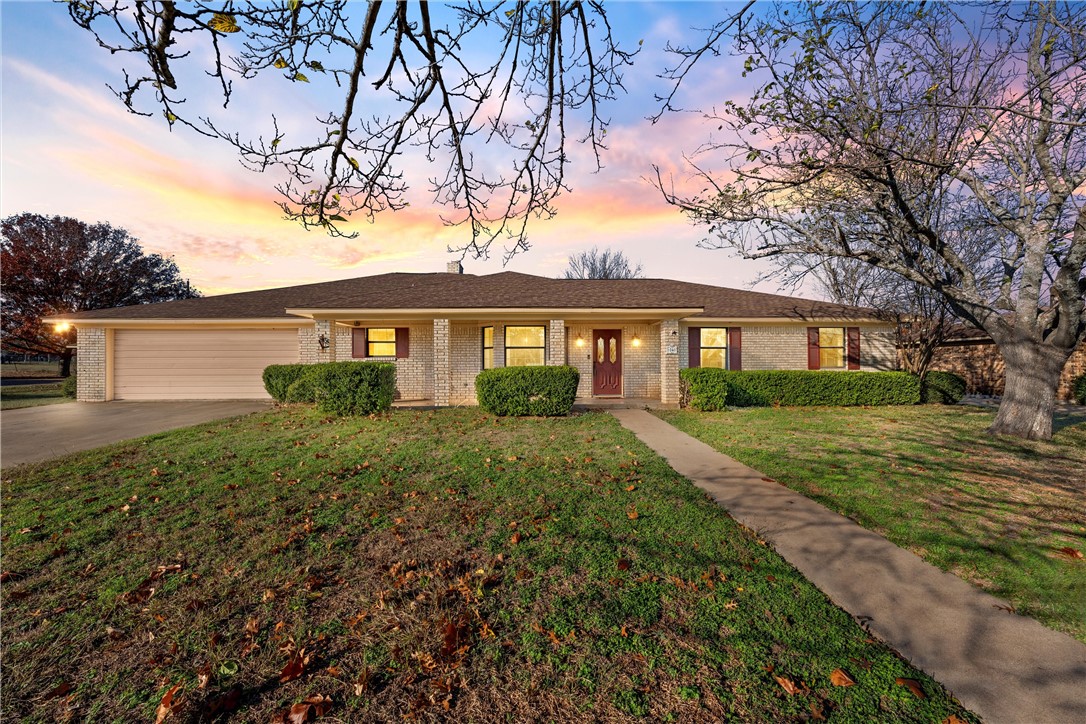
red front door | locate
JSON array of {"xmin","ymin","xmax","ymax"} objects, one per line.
[{"xmin": 592, "ymin": 330, "xmax": 622, "ymax": 396}]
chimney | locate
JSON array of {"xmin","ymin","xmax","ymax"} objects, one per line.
[{"xmin": 446, "ymin": 261, "xmax": 463, "ymax": 274}]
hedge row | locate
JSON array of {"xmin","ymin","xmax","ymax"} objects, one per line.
[
  {"xmin": 475, "ymin": 366, "xmax": 579, "ymax": 416},
  {"xmin": 1074, "ymin": 373, "xmax": 1086, "ymax": 405},
  {"xmin": 262, "ymin": 361, "xmax": 396, "ymax": 415},
  {"xmin": 919, "ymin": 371, "xmax": 967, "ymax": 405},
  {"xmin": 680, "ymin": 369, "xmax": 921, "ymax": 409}
]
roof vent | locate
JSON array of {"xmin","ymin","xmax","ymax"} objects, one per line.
[{"xmin": 446, "ymin": 261, "xmax": 463, "ymax": 274}]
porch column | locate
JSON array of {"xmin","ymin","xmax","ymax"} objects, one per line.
[
  {"xmin": 434, "ymin": 318, "xmax": 450, "ymax": 406},
  {"xmin": 76, "ymin": 327, "xmax": 109, "ymax": 402},
  {"xmin": 660, "ymin": 319, "xmax": 680, "ymax": 405},
  {"xmin": 547, "ymin": 320, "xmax": 566, "ymax": 365}
]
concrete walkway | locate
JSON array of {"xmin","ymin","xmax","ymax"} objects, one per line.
[
  {"xmin": 1, "ymin": 401, "xmax": 271, "ymax": 468},
  {"xmin": 611, "ymin": 409, "xmax": 1086, "ymax": 724}
]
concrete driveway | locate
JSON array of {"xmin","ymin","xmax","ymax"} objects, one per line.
[{"xmin": 1, "ymin": 401, "xmax": 271, "ymax": 468}]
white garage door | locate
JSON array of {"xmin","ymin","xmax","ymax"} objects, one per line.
[{"xmin": 114, "ymin": 329, "xmax": 299, "ymax": 400}]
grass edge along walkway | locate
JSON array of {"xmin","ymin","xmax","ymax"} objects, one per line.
[{"xmin": 610, "ymin": 409, "xmax": 1086, "ymax": 724}]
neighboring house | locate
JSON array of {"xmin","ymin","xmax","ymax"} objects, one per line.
[
  {"xmin": 48, "ymin": 263, "xmax": 898, "ymax": 405},
  {"xmin": 929, "ymin": 327, "xmax": 1086, "ymax": 402}
]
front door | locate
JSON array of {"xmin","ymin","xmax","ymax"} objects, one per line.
[{"xmin": 592, "ymin": 329, "xmax": 622, "ymax": 396}]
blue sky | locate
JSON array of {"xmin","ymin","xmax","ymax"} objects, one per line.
[{"xmin": 1, "ymin": 1, "xmax": 788, "ymax": 296}]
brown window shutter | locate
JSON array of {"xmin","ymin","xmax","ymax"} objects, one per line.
[
  {"xmin": 847, "ymin": 326, "xmax": 861, "ymax": 370},
  {"xmin": 395, "ymin": 328, "xmax": 410, "ymax": 359},
  {"xmin": 728, "ymin": 328, "xmax": 742, "ymax": 371},
  {"xmin": 687, "ymin": 327, "xmax": 700, "ymax": 368},
  {"xmin": 352, "ymin": 328, "xmax": 366, "ymax": 358},
  {"xmin": 807, "ymin": 327, "xmax": 820, "ymax": 370}
]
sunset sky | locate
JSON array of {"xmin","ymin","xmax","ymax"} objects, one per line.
[{"xmin": 0, "ymin": 1, "xmax": 790, "ymax": 298}]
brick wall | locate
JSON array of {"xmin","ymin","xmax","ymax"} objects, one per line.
[
  {"xmin": 76, "ymin": 327, "xmax": 107, "ymax": 401},
  {"xmin": 682, "ymin": 323, "xmax": 897, "ymax": 372},
  {"xmin": 449, "ymin": 323, "xmax": 481, "ymax": 405},
  {"xmin": 929, "ymin": 339, "xmax": 1086, "ymax": 401},
  {"xmin": 565, "ymin": 323, "xmax": 660, "ymax": 399},
  {"xmin": 331, "ymin": 323, "xmax": 434, "ymax": 400},
  {"xmin": 433, "ymin": 319, "xmax": 450, "ymax": 406},
  {"xmin": 660, "ymin": 319, "xmax": 680, "ymax": 404}
]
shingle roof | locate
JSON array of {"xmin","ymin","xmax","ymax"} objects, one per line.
[{"xmin": 56, "ymin": 271, "xmax": 880, "ymax": 321}]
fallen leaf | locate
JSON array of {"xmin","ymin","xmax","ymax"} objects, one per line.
[
  {"xmin": 774, "ymin": 676, "xmax": 802, "ymax": 695},
  {"xmin": 809, "ymin": 701, "xmax": 827, "ymax": 721},
  {"xmin": 829, "ymin": 668, "xmax": 855, "ymax": 687},
  {"xmin": 509, "ymin": 532, "xmax": 522, "ymax": 546},
  {"xmin": 942, "ymin": 716, "xmax": 968, "ymax": 724},
  {"xmin": 1055, "ymin": 546, "xmax": 1084, "ymax": 560},
  {"xmin": 105, "ymin": 626, "xmax": 125, "ymax": 640},
  {"xmin": 42, "ymin": 681, "xmax": 72, "ymax": 700},
  {"xmin": 626, "ymin": 506, "xmax": 639, "ymax": 520},
  {"xmin": 353, "ymin": 667, "xmax": 372, "ymax": 695},
  {"xmin": 245, "ymin": 617, "xmax": 260, "ymax": 635},
  {"xmin": 155, "ymin": 683, "xmax": 184, "ymax": 723},
  {"xmin": 625, "ymin": 485, "xmax": 636, "ymax": 492},
  {"xmin": 196, "ymin": 663, "xmax": 212, "ymax": 690},
  {"xmin": 896, "ymin": 677, "xmax": 926, "ymax": 699},
  {"xmin": 280, "ymin": 649, "xmax": 307, "ymax": 683}
]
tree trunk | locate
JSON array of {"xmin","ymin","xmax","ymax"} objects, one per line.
[
  {"xmin": 988, "ymin": 341, "xmax": 1070, "ymax": 440},
  {"xmin": 60, "ymin": 349, "xmax": 73, "ymax": 378}
]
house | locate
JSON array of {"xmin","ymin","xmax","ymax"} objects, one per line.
[
  {"xmin": 929, "ymin": 326, "xmax": 1085, "ymax": 401},
  {"xmin": 49, "ymin": 263, "xmax": 899, "ymax": 405}
]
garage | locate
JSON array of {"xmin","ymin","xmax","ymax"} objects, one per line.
[{"xmin": 113, "ymin": 329, "xmax": 299, "ymax": 400}]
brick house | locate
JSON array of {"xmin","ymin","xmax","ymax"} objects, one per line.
[
  {"xmin": 929, "ymin": 327, "xmax": 1086, "ymax": 402},
  {"xmin": 51, "ymin": 264, "xmax": 898, "ymax": 405}
]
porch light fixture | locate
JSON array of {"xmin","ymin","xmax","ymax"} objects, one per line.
[
  {"xmin": 318, "ymin": 333, "xmax": 330, "ymax": 350},
  {"xmin": 575, "ymin": 334, "xmax": 585, "ymax": 348},
  {"xmin": 54, "ymin": 322, "xmax": 71, "ymax": 334},
  {"xmin": 631, "ymin": 335, "xmax": 641, "ymax": 347}
]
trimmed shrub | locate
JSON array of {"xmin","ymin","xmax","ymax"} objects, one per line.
[
  {"xmin": 263, "ymin": 364, "xmax": 311, "ymax": 402},
  {"xmin": 920, "ymin": 371, "xmax": 967, "ymax": 404},
  {"xmin": 1073, "ymin": 373, "xmax": 1086, "ymax": 405},
  {"xmin": 284, "ymin": 374, "xmax": 318, "ymax": 404},
  {"xmin": 678, "ymin": 368, "xmax": 729, "ymax": 411},
  {"xmin": 475, "ymin": 366, "xmax": 579, "ymax": 416},
  {"xmin": 310, "ymin": 361, "xmax": 396, "ymax": 416},
  {"xmin": 679, "ymin": 369, "xmax": 921, "ymax": 408},
  {"xmin": 62, "ymin": 375, "xmax": 78, "ymax": 398}
]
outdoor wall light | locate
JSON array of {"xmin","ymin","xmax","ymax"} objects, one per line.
[
  {"xmin": 318, "ymin": 333, "xmax": 330, "ymax": 350},
  {"xmin": 631, "ymin": 335, "xmax": 641, "ymax": 347},
  {"xmin": 54, "ymin": 322, "xmax": 71, "ymax": 334},
  {"xmin": 575, "ymin": 335, "xmax": 585, "ymax": 347}
]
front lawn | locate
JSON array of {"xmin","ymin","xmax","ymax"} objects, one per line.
[
  {"xmin": 1, "ymin": 408, "xmax": 974, "ymax": 722},
  {"xmin": 655, "ymin": 405, "xmax": 1086, "ymax": 643},
  {"xmin": 0, "ymin": 382, "xmax": 71, "ymax": 410}
]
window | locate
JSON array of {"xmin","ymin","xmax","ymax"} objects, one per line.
[
  {"xmin": 482, "ymin": 326, "xmax": 494, "ymax": 369},
  {"xmin": 699, "ymin": 328, "xmax": 728, "ymax": 369},
  {"xmin": 505, "ymin": 325, "xmax": 545, "ymax": 367},
  {"xmin": 352, "ymin": 327, "xmax": 408, "ymax": 358},
  {"xmin": 366, "ymin": 328, "xmax": 397, "ymax": 357},
  {"xmin": 818, "ymin": 327, "xmax": 846, "ymax": 369}
]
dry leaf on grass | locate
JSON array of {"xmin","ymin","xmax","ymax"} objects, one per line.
[
  {"xmin": 896, "ymin": 677, "xmax": 926, "ymax": 699},
  {"xmin": 155, "ymin": 683, "xmax": 183, "ymax": 723},
  {"xmin": 1055, "ymin": 546, "xmax": 1084, "ymax": 560},
  {"xmin": 279, "ymin": 649, "xmax": 308, "ymax": 683},
  {"xmin": 774, "ymin": 675, "xmax": 803, "ymax": 695},
  {"xmin": 942, "ymin": 716, "xmax": 968, "ymax": 724},
  {"xmin": 829, "ymin": 668, "xmax": 855, "ymax": 687}
]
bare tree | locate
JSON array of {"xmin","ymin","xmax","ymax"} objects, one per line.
[
  {"xmin": 563, "ymin": 246, "xmax": 643, "ymax": 279},
  {"xmin": 67, "ymin": 1, "xmax": 635, "ymax": 261},
  {"xmin": 658, "ymin": 1, "xmax": 1086, "ymax": 440}
]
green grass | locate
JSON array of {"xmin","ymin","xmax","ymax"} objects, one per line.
[
  {"xmin": 655, "ymin": 405, "xmax": 1086, "ymax": 643},
  {"xmin": 1, "ymin": 408, "xmax": 976, "ymax": 722},
  {"xmin": 0, "ymin": 382, "xmax": 71, "ymax": 410}
]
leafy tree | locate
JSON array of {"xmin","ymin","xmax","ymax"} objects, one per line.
[
  {"xmin": 67, "ymin": 1, "xmax": 636, "ymax": 261},
  {"xmin": 658, "ymin": 1, "xmax": 1086, "ymax": 440},
  {"xmin": 1, "ymin": 214, "xmax": 200, "ymax": 377},
  {"xmin": 563, "ymin": 246, "xmax": 643, "ymax": 279}
]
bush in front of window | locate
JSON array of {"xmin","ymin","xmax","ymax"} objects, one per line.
[
  {"xmin": 263, "ymin": 363, "xmax": 312, "ymax": 402},
  {"xmin": 284, "ymin": 373, "xmax": 318, "ymax": 403},
  {"xmin": 919, "ymin": 371, "xmax": 967, "ymax": 404},
  {"xmin": 680, "ymin": 369, "xmax": 921, "ymax": 408},
  {"xmin": 1073, "ymin": 373, "xmax": 1086, "ymax": 405},
  {"xmin": 678, "ymin": 368, "xmax": 730, "ymax": 411},
  {"xmin": 310, "ymin": 361, "xmax": 397, "ymax": 416},
  {"xmin": 475, "ymin": 366, "xmax": 579, "ymax": 416}
]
